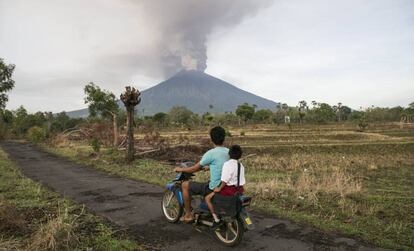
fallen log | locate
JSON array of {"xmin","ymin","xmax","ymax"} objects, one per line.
[
  {"xmin": 136, "ymin": 148, "xmax": 161, "ymax": 155},
  {"xmin": 240, "ymin": 153, "xmax": 257, "ymax": 160}
]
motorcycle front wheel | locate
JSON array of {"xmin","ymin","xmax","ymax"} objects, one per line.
[
  {"xmin": 214, "ymin": 218, "xmax": 244, "ymax": 247},
  {"xmin": 161, "ymin": 190, "xmax": 183, "ymax": 223}
]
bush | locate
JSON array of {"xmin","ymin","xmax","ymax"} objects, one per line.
[
  {"xmin": 89, "ymin": 137, "xmax": 101, "ymax": 153},
  {"xmin": 27, "ymin": 126, "xmax": 47, "ymax": 143},
  {"xmin": 240, "ymin": 131, "xmax": 245, "ymax": 136},
  {"xmin": 225, "ymin": 129, "xmax": 232, "ymax": 137},
  {"xmin": 358, "ymin": 119, "xmax": 369, "ymax": 132},
  {"xmin": 27, "ymin": 206, "xmax": 78, "ymax": 251},
  {"xmin": 0, "ymin": 122, "xmax": 8, "ymax": 140}
]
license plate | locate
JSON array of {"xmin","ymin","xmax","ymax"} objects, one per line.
[{"xmin": 245, "ymin": 217, "xmax": 252, "ymax": 225}]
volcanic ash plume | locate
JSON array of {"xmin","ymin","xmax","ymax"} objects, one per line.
[{"xmin": 138, "ymin": 0, "xmax": 273, "ymax": 76}]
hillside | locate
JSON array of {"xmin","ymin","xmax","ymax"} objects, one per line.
[{"xmin": 67, "ymin": 70, "xmax": 277, "ymax": 117}]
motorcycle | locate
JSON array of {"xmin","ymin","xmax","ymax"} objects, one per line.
[{"xmin": 161, "ymin": 162, "xmax": 254, "ymax": 247}]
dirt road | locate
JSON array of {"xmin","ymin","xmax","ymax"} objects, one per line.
[{"xmin": 1, "ymin": 141, "xmax": 387, "ymax": 250}]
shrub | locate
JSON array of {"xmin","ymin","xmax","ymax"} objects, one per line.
[
  {"xmin": 27, "ymin": 126, "xmax": 47, "ymax": 143},
  {"xmin": 358, "ymin": 119, "xmax": 369, "ymax": 132},
  {"xmin": 294, "ymin": 168, "xmax": 362, "ymax": 202},
  {"xmin": 0, "ymin": 198, "xmax": 28, "ymax": 236},
  {"xmin": 27, "ymin": 206, "xmax": 79, "ymax": 251},
  {"xmin": 0, "ymin": 237, "xmax": 22, "ymax": 251},
  {"xmin": 225, "ymin": 129, "xmax": 232, "ymax": 137},
  {"xmin": 89, "ymin": 137, "xmax": 101, "ymax": 153},
  {"xmin": 0, "ymin": 122, "xmax": 8, "ymax": 140},
  {"xmin": 240, "ymin": 131, "xmax": 245, "ymax": 136}
]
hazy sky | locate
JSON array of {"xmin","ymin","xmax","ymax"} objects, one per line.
[{"xmin": 0, "ymin": 0, "xmax": 413, "ymax": 113}]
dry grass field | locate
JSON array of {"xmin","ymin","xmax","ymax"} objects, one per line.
[{"xmin": 47, "ymin": 122, "xmax": 414, "ymax": 250}]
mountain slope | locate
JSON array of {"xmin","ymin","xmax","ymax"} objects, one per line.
[{"xmin": 67, "ymin": 70, "xmax": 277, "ymax": 117}]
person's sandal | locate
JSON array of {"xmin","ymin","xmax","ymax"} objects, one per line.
[{"xmin": 181, "ymin": 215, "xmax": 195, "ymax": 223}]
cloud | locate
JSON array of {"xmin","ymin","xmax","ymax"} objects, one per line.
[
  {"xmin": 135, "ymin": 0, "xmax": 273, "ymax": 75},
  {"xmin": 0, "ymin": 0, "xmax": 273, "ymax": 111}
]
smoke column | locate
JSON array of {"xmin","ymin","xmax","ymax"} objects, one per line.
[{"xmin": 137, "ymin": 0, "xmax": 273, "ymax": 76}]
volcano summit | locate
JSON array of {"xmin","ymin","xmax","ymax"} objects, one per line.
[{"xmin": 137, "ymin": 70, "xmax": 277, "ymax": 115}]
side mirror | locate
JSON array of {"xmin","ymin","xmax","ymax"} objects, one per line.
[{"xmin": 180, "ymin": 161, "xmax": 195, "ymax": 168}]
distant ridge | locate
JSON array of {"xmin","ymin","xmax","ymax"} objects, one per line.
[{"xmin": 66, "ymin": 70, "xmax": 277, "ymax": 117}]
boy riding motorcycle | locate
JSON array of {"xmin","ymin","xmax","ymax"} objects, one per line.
[{"xmin": 173, "ymin": 126, "xmax": 229, "ymax": 223}]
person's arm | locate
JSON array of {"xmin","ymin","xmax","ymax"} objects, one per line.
[
  {"xmin": 213, "ymin": 161, "xmax": 231, "ymax": 192},
  {"xmin": 174, "ymin": 162, "xmax": 202, "ymax": 173},
  {"xmin": 199, "ymin": 150, "xmax": 212, "ymax": 172},
  {"xmin": 213, "ymin": 181, "xmax": 226, "ymax": 192}
]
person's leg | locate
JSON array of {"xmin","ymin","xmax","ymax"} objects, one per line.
[
  {"xmin": 205, "ymin": 192, "xmax": 220, "ymax": 223},
  {"xmin": 182, "ymin": 181, "xmax": 193, "ymax": 221},
  {"xmin": 205, "ymin": 192, "xmax": 215, "ymax": 214}
]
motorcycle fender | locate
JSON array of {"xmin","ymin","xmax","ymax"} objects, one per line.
[
  {"xmin": 165, "ymin": 182, "xmax": 175, "ymax": 191},
  {"xmin": 175, "ymin": 189, "xmax": 184, "ymax": 206},
  {"xmin": 239, "ymin": 209, "xmax": 255, "ymax": 230}
]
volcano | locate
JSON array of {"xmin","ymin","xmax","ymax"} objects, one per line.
[{"xmin": 67, "ymin": 70, "xmax": 277, "ymax": 117}]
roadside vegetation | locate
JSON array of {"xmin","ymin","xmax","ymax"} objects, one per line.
[{"xmin": 0, "ymin": 149, "xmax": 142, "ymax": 251}]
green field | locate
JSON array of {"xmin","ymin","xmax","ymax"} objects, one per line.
[{"xmin": 46, "ymin": 122, "xmax": 414, "ymax": 250}]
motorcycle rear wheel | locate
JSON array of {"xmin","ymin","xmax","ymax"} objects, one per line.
[
  {"xmin": 214, "ymin": 218, "xmax": 244, "ymax": 247},
  {"xmin": 161, "ymin": 190, "xmax": 183, "ymax": 223}
]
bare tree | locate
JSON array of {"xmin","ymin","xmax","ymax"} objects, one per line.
[
  {"xmin": 120, "ymin": 86, "xmax": 141, "ymax": 162},
  {"xmin": 333, "ymin": 102, "xmax": 343, "ymax": 122},
  {"xmin": 311, "ymin": 100, "xmax": 318, "ymax": 109}
]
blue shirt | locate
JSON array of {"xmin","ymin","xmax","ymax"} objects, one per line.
[{"xmin": 200, "ymin": 146, "xmax": 229, "ymax": 190}]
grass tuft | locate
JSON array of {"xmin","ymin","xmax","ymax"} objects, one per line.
[{"xmin": 27, "ymin": 204, "xmax": 80, "ymax": 251}]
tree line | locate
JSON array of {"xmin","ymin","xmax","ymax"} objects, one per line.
[{"xmin": 144, "ymin": 101, "xmax": 414, "ymax": 127}]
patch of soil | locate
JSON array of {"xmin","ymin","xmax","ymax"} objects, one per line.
[
  {"xmin": 103, "ymin": 206, "xmax": 132, "ymax": 213},
  {"xmin": 128, "ymin": 217, "xmax": 190, "ymax": 250},
  {"xmin": 22, "ymin": 206, "xmax": 53, "ymax": 224},
  {"xmin": 260, "ymin": 223, "xmax": 301, "ymax": 238},
  {"xmin": 128, "ymin": 192, "xmax": 164, "ymax": 197},
  {"xmin": 0, "ymin": 199, "xmax": 29, "ymax": 236},
  {"xmin": 93, "ymin": 194, "xmax": 124, "ymax": 203},
  {"xmin": 260, "ymin": 223, "xmax": 360, "ymax": 250},
  {"xmin": 79, "ymin": 188, "xmax": 110, "ymax": 197}
]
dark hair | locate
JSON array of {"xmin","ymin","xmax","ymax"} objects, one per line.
[
  {"xmin": 229, "ymin": 145, "xmax": 243, "ymax": 160},
  {"xmin": 210, "ymin": 126, "xmax": 226, "ymax": 145}
]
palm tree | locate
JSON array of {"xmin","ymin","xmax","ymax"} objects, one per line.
[{"xmin": 281, "ymin": 103, "xmax": 289, "ymax": 113}]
